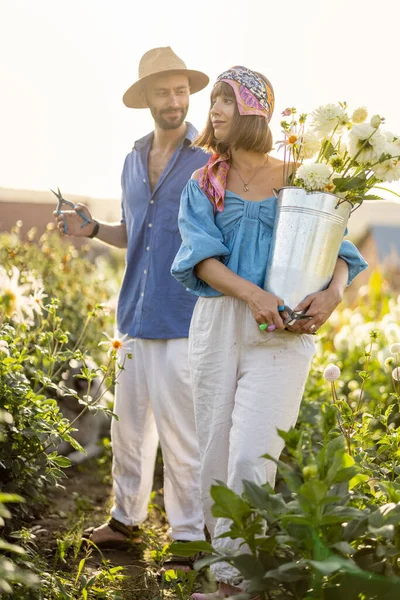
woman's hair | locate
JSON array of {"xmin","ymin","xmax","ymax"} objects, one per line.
[{"xmin": 195, "ymin": 73, "xmax": 273, "ymax": 155}]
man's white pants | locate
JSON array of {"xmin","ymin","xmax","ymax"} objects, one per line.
[
  {"xmin": 189, "ymin": 297, "xmax": 315, "ymax": 583},
  {"xmin": 110, "ymin": 336, "xmax": 205, "ymax": 541}
]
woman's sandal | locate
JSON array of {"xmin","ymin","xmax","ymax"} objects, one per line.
[{"xmin": 82, "ymin": 517, "xmax": 143, "ymax": 551}]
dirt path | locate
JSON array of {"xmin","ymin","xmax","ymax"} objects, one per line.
[{"xmin": 34, "ymin": 456, "xmax": 177, "ymax": 599}]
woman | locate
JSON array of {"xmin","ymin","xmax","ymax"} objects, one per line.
[{"xmin": 171, "ymin": 66, "xmax": 367, "ymax": 599}]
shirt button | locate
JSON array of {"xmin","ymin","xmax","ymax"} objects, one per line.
[
  {"xmin": 143, "ymin": 179, "xmax": 146, "ymax": 183},
  {"xmin": 141, "ymin": 292, "xmax": 144, "ymax": 297},
  {"xmin": 150, "ymin": 199, "xmax": 154, "ymax": 204},
  {"xmin": 144, "ymin": 269, "xmax": 147, "ymax": 274},
  {"xmin": 146, "ymin": 246, "xmax": 150, "ymax": 251},
  {"xmin": 148, "ymin": 223, "xmax": 152, "ymax": 228}
]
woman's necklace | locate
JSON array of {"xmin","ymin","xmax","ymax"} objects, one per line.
[{"xmin": 231, "ymin": 156, "xmax": 269, "ymax": 192}]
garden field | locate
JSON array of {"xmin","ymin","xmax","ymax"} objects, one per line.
[{"xmin": 1, "ymin": 224, "xmax": 400, "ymax": 599}]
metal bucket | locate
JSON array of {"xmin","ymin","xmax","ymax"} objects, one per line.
[{"xmin": 263, "ymin": 186, "xmax": 352, "ymax": 310}]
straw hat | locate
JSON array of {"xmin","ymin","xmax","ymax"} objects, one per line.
[{"xmin": 123, "ymin": 46, "xmax": 209, "ymax": 109}]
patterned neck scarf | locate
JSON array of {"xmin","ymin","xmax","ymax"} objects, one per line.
[{"xmin": 198, "ymin": 66, "xmax": 274, "ymax": 212}]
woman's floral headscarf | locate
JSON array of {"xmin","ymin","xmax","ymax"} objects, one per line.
[{"xmin": 198, "ymin": 66, "xmax": 274, "ymax": 212}]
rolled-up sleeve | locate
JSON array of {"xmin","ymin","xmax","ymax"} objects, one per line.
[
  {"xmin": 171, "ymin": 180, "xmax": 230, "ymax": 295},
  {"xmin": 338, "ymin": 238, "xmax": 368, "ymax": 285}
]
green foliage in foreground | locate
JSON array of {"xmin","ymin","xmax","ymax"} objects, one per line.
[{"xmin": 171, "ymin": 279, "xmax": 400, "ymax": 599}]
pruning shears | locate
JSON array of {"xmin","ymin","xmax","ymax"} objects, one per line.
[
  {"xmin": 280, "ymin": 304, "xmax": 313, "ymax": 327},
  {"xmin": 51, "ymin": 187, "xmax": 92, "ymax": 234},
  {"xmin": 259, "ymin": 304, "xmax": 313, "ymax": 333}
]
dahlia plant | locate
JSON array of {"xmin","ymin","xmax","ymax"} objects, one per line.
[{"xmin": 278, "ymin": 103, "xmax": 400, "ymax": 204}]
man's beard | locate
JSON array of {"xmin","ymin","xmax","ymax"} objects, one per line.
[{"xmin": 149, "ymin": 105, "xmax": 188, "ymax": 130}]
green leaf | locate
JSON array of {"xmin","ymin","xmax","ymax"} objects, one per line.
[
  {"xmin": 333, "ymin": 173, "xmax": 366, "ymax": 192},
  {"xmin": 75, "ymin": 558, "xmax": 86, "ymax": 584},
  {"xmin": 211, "ymin": 484, "xmax": 251, "ymax": 524},
  {"xmin": 308, "ymin": 555, "xmax": 361, "ymax": 576},
  {"xmin": 349, "ymin": 473, "xmax": 369, "ymax": 490},
  {"xmin": 299, "ymin": 480, "xmax": 328, "ymax": 505},
  {"xmin": 265, "ymin": 560, "xmax": 308, "ymax": 582},
  {"xmin": 194, "ymin": 554, "xmax": 226, "ymax": 571},
  {"xmin": 169, "ymin": 540, "xmax": 214, "ymax": 557},
  {"xmin": 229, "ymin": 554, "xmax": 266, "ymax": 579}
]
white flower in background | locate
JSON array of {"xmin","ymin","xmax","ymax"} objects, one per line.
[
  {"xmin": 28, "ymin": 284, "xmax": 48, "ymax": 315},
  {"xmin": 372, "ymin": 143, "xmax": 400, "ymax": 182},
  {"xmin": 390, "ymin": 343, "xmax": 400, "ymax": 355},
  {"xmin": 349, "ymin": 312, "xmax": 365, "ymax": 327},
  {"xmin": 310, "ymin": 104, "xmax": 349, "ymax": 137},
  {"xmin": 0, "ymin": 266, "xmax": 32, "ymax": 322},
  {"xmin": 296, "ymin": 163, "xmax": 332, "ymax": 191},
  {"xmin": 392, "ymin": 367, "xmax": 400, "ymax": 382},
  {"xmin": 348, "ymin": 380, "xmax": 359, "ymax": 391},
  {"xmin": 329, "ymin": 310, "xmax": 341, "ymax": 328},
  {"xmin": 334, "ymin": 325, "xmax": 352, "ymax": 352},
  {"xmin": 0, "ymin": 340, "xmax": 10, "ymax": 357},
  {"xmin": 298, "ymin": 131, "xmax": 320, "ymax": 159},
  {"xmin": 324, "ymin": 363, "xmax": 341, "ymax": 381},
  {"xmin": 99, "ymin": 332, "xmax": 129, "ymax": 356},
  {"xmin": 351, "ymin": 107, "xmax": 368, "ymax": 124},
  {"xmin": 98, "ymin": 303, "xmax": 112, "ymax": 316},
  {"xmin": 370, "ymin": 114, "xmax": 382, "ymax": 128},
  {"xmin": 348, "ymin": 123, "xmax": 386, "ymax": 163},
  {"xmin": 382, "ymin": 320, "xmax": 400, "ymax": 345}
]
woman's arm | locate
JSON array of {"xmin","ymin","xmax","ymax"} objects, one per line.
[{"xmin": 196, "ymin": 258, "xmax": 285, "ymax": 330}]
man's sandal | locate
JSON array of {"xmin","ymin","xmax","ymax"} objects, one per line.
[
  {"xmin": 159, "ymin": 540, "xmax": 202, "ymax": 575},
  {"xmin": 82, "ymin": 517, "xmax": 143, "ymax": 551}
]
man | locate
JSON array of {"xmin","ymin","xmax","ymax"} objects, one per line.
[{"xmin": 55, "ymin": 47, "xmax": 209, "ymax": 564}]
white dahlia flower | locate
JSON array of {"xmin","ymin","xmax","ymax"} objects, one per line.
[
  {"xmin": 298, "ymin": 131, "xmax": 321, "ymax": 159},
  {"xmin": 372, "ymin": 143, "xmax": 400, "ymax": 182},
  {"xmin": 296, "ymin": 163, "xmax": 332, "ymax": 191},
  {"xmin": 347, "ymin": 123, "xmax": 386, "ymax": 164},
  {"xmin": 310, "ymin": 104, "xmax": 349, "ymax": 137}
]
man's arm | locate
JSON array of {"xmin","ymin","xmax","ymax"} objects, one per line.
[{"xmin": 54, "ymin": 204, "xmax": 128, "ymax": 249}]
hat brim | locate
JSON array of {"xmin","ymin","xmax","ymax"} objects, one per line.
[{"xmin": 123, "ymin": 69, "xmax": 209, "ymax": 109}]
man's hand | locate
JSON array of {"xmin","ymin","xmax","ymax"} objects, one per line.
[
  {"xmin": 287, "ymin": 287, "xmax": 343, "ymax": 334},
  {"xmin": 53, "ymin": 204, "xmax": 95, "ymax": 237}
]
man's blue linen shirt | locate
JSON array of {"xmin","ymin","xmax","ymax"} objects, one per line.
[
  {"xmin": 117, "ymin": 123, "xmax": 209, "ymax": 339},
  {"xmin": 171, "ymin": 179, "xmax": 368, "ymax": 296}
]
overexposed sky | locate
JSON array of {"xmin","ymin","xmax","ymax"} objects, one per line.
[{"xmin": 1, "ymin": 0, "xmax": 400, "ymax": 200}]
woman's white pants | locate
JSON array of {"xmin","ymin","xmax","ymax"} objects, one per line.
[
  {"xmin": 110, "ymin": 336, "xmax": 205, "ymax": 541},
  {"xmin": 189, "ymin": 296, "xmax": 315, "ymax": 583}
]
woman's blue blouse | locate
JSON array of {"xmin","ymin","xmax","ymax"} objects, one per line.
[{"xmin": 171, "ymin": 179, "xmax": 368, "ymax": 297}]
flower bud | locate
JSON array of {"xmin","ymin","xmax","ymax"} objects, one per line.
[
  {"xmin": 385, "ymin": 357, "xmax": 395, "ymax": 367},
  {"xmin": 370, "ymin": 115, "xmax": 382, "ymax": 128},
  {"xmin": 303, "ymin": 465, "xmax": 318, "ymax": 479},
  {"xmin": 390, "ymin": 343, "xmax": 400, "ymax": 355},
  {"xmin": 393, "ymin": 367, "xmax": 400, "ymax": 382},
  {"xmin": 351, "ymin": 107, "xmax": 368, "ymax": 124},
  {"xmin": 323, "ymin": 363, "xmax": 341, "ymax": 381}
]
